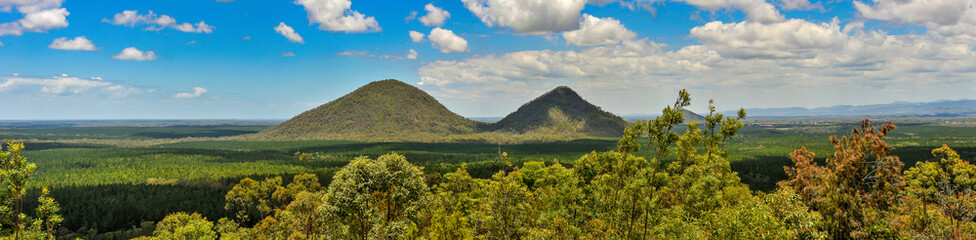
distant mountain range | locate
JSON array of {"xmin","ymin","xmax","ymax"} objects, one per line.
[{"xmin": 733, "ymin": 99, "xmax": 976, "ymax": 117}]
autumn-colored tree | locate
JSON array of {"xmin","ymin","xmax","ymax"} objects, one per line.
[{"xmin": 781, "ymin": 120, "xmax": 905, "ymax": 239}]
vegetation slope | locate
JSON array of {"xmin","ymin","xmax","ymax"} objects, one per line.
[
  {"xmin": 254, "ymin": 79, "xmax": 485, "ymax": 141},
  {"xmin": 490, "ymin": 86, "xmax": 629, "ymax": 137}
]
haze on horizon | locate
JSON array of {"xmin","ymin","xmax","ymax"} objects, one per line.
[{"xmin": 1, "ymin": 0, "xmax": 974, "ymax": 120}]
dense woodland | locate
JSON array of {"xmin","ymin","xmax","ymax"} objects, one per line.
[{"xmin": 1, "ymin": 91, "xmax": 975, "ymax": 239}]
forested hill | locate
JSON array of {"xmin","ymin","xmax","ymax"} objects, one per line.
[
  {"xmin": 254, "ymin": 79, "xmax": 484, "ymax": 140},
  {"xmin": 490, "ymin": 86, "xmax": 629, "ymax": 137}
]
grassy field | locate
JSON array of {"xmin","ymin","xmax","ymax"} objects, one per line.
[{"xmin": 2, "ymin": 120, "xmax": 975, "ymax": 236}]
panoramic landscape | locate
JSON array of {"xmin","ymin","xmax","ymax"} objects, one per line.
[{"xmin": 2, "ymin": 0, "xmax": 976, "ymax": 239}]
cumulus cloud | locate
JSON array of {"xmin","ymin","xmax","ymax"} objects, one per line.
[
  {"xmin": 429, "ymin": 27, "xmax": 469, "ymax": 53},
  {"xmin": 274, "ymin": 22, "xmax": 305, "ymax": 43},
  {"xmin": 690, "ymin": 18, "xmax": 847, "ymax": 59},
  {"xmin": 281, "ymin": 51, "xmax": 297, "ymax": 57},
  {"xmin": 419, "ymin": 3, "xmax": 450, "ymax": 26},
  {"xmin": 588, "ymin": 0, "xmax": 659, "ymax": 13},
  {"xmin": 0, "ymin": 0, "xmax": 69, "ymax": 36},
  {"xmin": 416, "ymin": 24, "xmax": 976, "ymax": 114},
  {"xmin": 461, "ymin": 0, "xmax": 587, "ymax": 34},
  {"xmin": 48, "ymin": 36, "xmax": 97, "ymax": 51},
  {"xmin": 679, "ymin": 0, "xmax": 784, "ymax": 23},
  {"xmin": 854, "ymin": 0, "xmax": 976, "ymax": 43},
  {"xmin": 409, "ymin": 30, "xmax": 425, "ymax": 42},
  {"xmin": 174, "ymin": 87, "xmax": 207, "ymax": 99},
  {"xmin": 103, "ymin": 10, "xmax": 214, "ymax": 33},
  {"xmin": 294, "ymin": 0, "xmax": 381, "ymax": 33},
  {"xmin": 407, "ymin": 49, "xmax": 418, "ymax": 59},
  {"xmin": 775, "ymin": 0, "xmax": 821, "ymax": 10},
  {"xmin": 0, "ymin": 74, "xmax": 141, "ymax": 97},
  {"xmin": 562, "ymin": 14, "xmax": 637, "ymax": 46},
  {"xmin": 112, "ymin": 47, "xmax": 157, "ymax": 61}
]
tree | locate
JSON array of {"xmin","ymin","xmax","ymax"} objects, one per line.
[
  {"xmin": 897, "ymin": 145, "xmax": 976, "ymax": 239},
  {"xmin": 0, "ymin": 141, "xmax": 61, "ymax": 240},
  {"xmin": 32, "ymin": 188, "xmax": 61, "ymax": 239},
  {"xmin": 133, "ymin": 212, "xmax": 216, "ymax": 240},
  {"xmin": 0, "ymin": 141, "xmax": 36, "ymax": 239},
  {"xmin": 323, "ymin": 153, "xmax": 428, "ymax": 239},
  {"xmin": 780, "ymin": 120, "xmax": 905, "ymax": 239},
  {"xmin": 295, "ymin": 152, "xmax": 312, "ymax": 169},
  {"xmin": 427, "ymin": 165, "xmax": 479, "ymax": 240},
  {"xmin": 224, "ymin": 177, "xmax": 284, "ymax": 224}
]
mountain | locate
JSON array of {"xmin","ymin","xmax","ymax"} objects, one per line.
[
  {"xmin": 490, "ymin": 86, "xmax": 629, "ymax": 137},
  {"xmin": 737, "ymin": 99, "xmax": 976, "ymax": 117},
  {"xmin": 682, "ymin": 109, "xmax": 706, "ymax": 123},
  {"xmin": 256, "ymin": 79, "xmax": 484, "ymax": 140}
]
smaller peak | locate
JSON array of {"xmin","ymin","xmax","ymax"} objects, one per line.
[
  {"xmin": 369, "ymin": 79, "xmax": 409, "ymax": 85},
  {"xmin": 544, "ymin": 86, "xmax": 578, "ymax": 96},
  {"xmin": 359, "ymin": 79, "xmax": 417, "ymax": 90}
]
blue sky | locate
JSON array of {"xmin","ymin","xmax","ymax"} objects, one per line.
[{"xmin": 0, "ymin": 0, "xmax": 974, "ymax": 119}]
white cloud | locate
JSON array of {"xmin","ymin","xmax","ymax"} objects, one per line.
[
  {"xmin": 854, "ymin": 0, "xmax": 968, "ymax": 25},
  {"xmin": 274, "ymin": 22, "xmax": 305, "ymax": 43},
  {"xmin": 405, "ymin": 11, "xmax": 418, "ymax": 23},
  {"xmin": 337, "ymin": 50, "xmax": 373, "ymax": 57},
  {"xmin": 429, "ymin": 27, "xmax": 469, "ymax": 53},
  {"xmin": 562, "ymin": 14, "xmax": 637, "ymax": 46},
  {"xmin": 104, "ymin": 10, "xmax": 214, "ymax": 33},
  {"xmin": 461, "ymin": 0, "xmax": 587, "ymax": 34},
  {"xmin": 0, "ymin": 0, "xmax": 68, "ymax": 36},
  {"xmin": 588, "ymin": 0, "xmax": 659, "ymax": 13},
  {"xmin": 776, "ymin": 0, "xmax": 820, "ymax": 10},
  {"xmin": 340, "ymin": 49, "xmax": 419, "ymax": 60},
  {"xmin": 174, "ymin": 87, "xmax": 207, "ymax": 99},
  {"xmin": 48, "ymin": 36, "xmax": 96, "ymax": 51},
  {"xmin": 690, "ymin": 19, "xmax": 847, "ymax": 59},
  {"xmin": 281, "ymin": 51, "xmax": 297, "ymax": 57},
  {"xmin": 294, "ymin": 0, "xmax": 381, "ymax": 33},
  {"xmin": 419, "ymin": 3, "xmax": 450, "ymax": 27},
  {"xmin": 0, "ymin": 74, "xmax": 141, "ymax": 97},
  {"xmin": 112, "ymin": 47, "xmax": 157, "ymax": 61},
  {"xmin": 679, "ymin": 0, "xmax": 784, "ymax": 23},
  {"xmin": 416, "ymin": 27, "xmax": 976, "ymax": 115},
  {"xmin": 407, "ymin": 49, "xmax": 418, "ymax": 59},
  {"xmin": 0, "ymin": 41, "xmax": 4, "ymax": 46},
  {"xmin": 18, "ymin": 7, "xmax": 68, "ymax": 31},
  {"xmin": 171, "ymin": 21, "xmax": 214, "ymax": 33},
  {"xmin": 854, "ymin": 0, "xmax": 976, "ymax": 43},
  {"xmin": 409, "ymin": 30, "xmax": 425, "ymax": 42}
]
